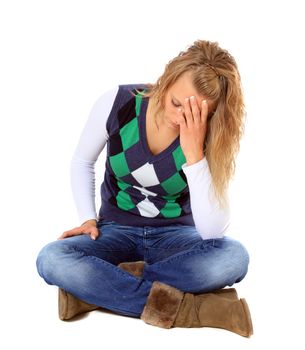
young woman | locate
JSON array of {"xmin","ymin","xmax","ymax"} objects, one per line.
[{"xmin": 36, "ymin": 40, "xmax": 253, "ymax": 337}]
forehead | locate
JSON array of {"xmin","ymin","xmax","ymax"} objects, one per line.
[{"xmin": 168, "ymin": 72, "xmax": 203, "ymax": 101}]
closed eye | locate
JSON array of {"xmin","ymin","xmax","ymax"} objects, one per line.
[{"xmin": 171, "ymin": 99, "xmax": 181, "ymax": 108}]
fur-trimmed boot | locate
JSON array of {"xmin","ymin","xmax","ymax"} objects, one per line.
[
  {"xmin": 141, "ymin": 282, "xmax": 253, "ymax": 337},
  {"xmin": 212, "ymin": 287, "xmax": 238, "ymax": 300},
  {"xmin": 58, "ymin": 288, "xmax": 100, "ymax": 321}
]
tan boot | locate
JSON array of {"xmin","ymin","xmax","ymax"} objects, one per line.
[
  {"xmin": 58, "ymin": 288, "xmax": 99, "ymax": 321},
  {"xmin": 212, "ymin": 287, "xmax": 238, "ymax": 300},
  {"xmin": 141, "ymin": 282, "xmax": 253, "ymax": 337},
  {"xmin": 118, "ymin": 261, "xmax": 145, "ymax": 277}
]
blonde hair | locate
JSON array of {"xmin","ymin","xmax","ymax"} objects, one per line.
[{"xmin": 142, "ymin": 40, "xmax": 245, "ymax": 206}]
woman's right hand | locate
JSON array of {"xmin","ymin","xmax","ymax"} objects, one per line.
[{"xmin": 58, "ymin": 219, "xmax": 100, "ymax": 240}]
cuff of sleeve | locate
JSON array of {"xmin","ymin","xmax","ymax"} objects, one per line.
[
  {"xmin": 79, "ymin": 215, "xmax": 98, "ymax": 225},
  {"xmin": 181, "ymin": 157, "xmax": 209, "ymax": 174}
]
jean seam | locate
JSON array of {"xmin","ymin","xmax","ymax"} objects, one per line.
[
  {"xmin": 67, "ymin": 243, "xmax": 137, "ymax": 254},
  {"xmin": 148, "ymin": 246, "xmax": 215, "ymax": 270},
  {"xmin": 147, "ymin": 245, "xmax": 210, "ymax": 251},
  {"xmin": 82, "ymin": 254, "xmax": 145, "ymax": 316},
  {"xmin": 76, "ymin": 248, "xmax": 142, "ymax": 279}
]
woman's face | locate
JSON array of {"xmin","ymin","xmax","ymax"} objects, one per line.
[{"xmin": 162, "ymin": 72, "xmax": 212, "ymax": 131}]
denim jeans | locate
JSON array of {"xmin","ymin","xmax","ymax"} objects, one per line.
[{"xmin": 36, "ymin": 219, "xmax": 249, "ymax": 318}]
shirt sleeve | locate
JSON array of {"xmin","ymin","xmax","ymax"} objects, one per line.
[
  {"xmin": 70, "ymin": 86, "xmax": 119, "ymax": 224},
  {"xmin": 182, "ymin": 158, "xmax": 230, "ymax": 240}
]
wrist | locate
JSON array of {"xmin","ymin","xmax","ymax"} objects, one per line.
[
  {"xmin": 81, "ymin": 219, "xmax": 97, "ymax": 227},
  {"xmin": 186, "ymin": 154, "xmax": 205, "ymax": 166}
]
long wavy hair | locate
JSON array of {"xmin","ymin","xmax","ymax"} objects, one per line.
[{"xmin": 141, "ymin": 40, "xmax": 245, "ymax": 207}]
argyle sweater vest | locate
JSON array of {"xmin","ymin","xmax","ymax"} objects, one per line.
[{"xmin": 98, "ymin": 84, "xmax": 195, "ymax": 227}]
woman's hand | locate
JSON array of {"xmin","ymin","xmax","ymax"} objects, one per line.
[
  {"xmin": 58, "ymin": 219, "xmax": 100, "ymax": 240},
  {"xmin": 177, "ymin": 96, "xmax": 209, "ymax": 165}
]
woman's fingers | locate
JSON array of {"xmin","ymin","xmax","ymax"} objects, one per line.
[
  {"xmin": 58, "ymin": 225, "xmax": 100, "ymax": 240},
  {"xmin": 189, "ymin": 96, "xmax": 201, "ymax": 123},
  {"xmin": 183, "ymin": 97, "xmax": 193, "ymax": 125},
  {"xmin": 81, "ymin": 220, "xmax": 99, "ymax": 240},
  {"xmin": 177, "ymin": 108, "xmax": 186, "ymax": 126},
  {"xmin": 89, "ymin": 227, "xmax": 100, "ymax": 240},
  {"xmin": 201, "ymin": 99, "xmax": 209, "ymax": 123},
  {"xmin": 58, "ymin": 227, "xmax": 82, "ymax": 240},
  {"xmin": 183, "ymin": 96, "xmax": 208, "ymax": 125}
]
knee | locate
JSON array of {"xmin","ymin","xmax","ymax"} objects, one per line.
[
  {"xmin": 236, "ymin": 243, "xmax": 250, "ymax": 281},
  {"xmin": 223, "ymin": 238, "xmax": 250, "ymax": 283},
  {"xmin": 191, "ymin": 238, "xmax": 250, "ymax": 291},
  {"xmin": 36, "ymin": 240, "xmax": 70, "ymax": 284}
]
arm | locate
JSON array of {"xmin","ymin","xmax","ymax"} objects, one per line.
[
  {"xmin": 176, "ymin": 96, "xmax": 230, "ymax": 240},
  {"xmin": 70, "ymin": 86, "xmax": 119, "ymax": 224},
  {"xmin": 182, "ymin": 158, "xmax": 230, "ymax": 240}
]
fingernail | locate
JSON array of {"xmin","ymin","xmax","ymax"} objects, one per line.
[{"xmin": 202, "ymin": 99, "xmax": 207, "ymax": 104}]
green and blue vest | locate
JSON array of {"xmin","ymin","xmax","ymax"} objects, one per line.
[{"xmin": 98, "ymin": 84, "xmax": 195, "ymax": 227}]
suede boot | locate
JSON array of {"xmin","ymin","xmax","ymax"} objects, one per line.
[
  {"xmin": 141, "ymin": 282, "xmax": 253, "ymax": 337},
  {"xmin": 212, "ymin": 287, "xmax": 238, "ymax": 300},
  {"xmin": 58, "ymin": 289, "xmax": 100, "ymax": 321},
  {"xmin": 118, "ymin": 261, "xmax": 146, "ymax": 277}
]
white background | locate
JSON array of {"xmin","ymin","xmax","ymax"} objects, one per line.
[{"xmin": 1, "ymin": 0, "xmax": 304, "ymax": 349}]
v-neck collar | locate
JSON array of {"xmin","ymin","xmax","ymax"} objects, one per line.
[{"xmin": 139, "ymin": 96, "xmax": 180, "ymax": 163}]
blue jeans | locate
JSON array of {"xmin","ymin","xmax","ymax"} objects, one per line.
[{"xmin": 36, "ymin": 219, "xmax": 249, "ymax": 318}]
